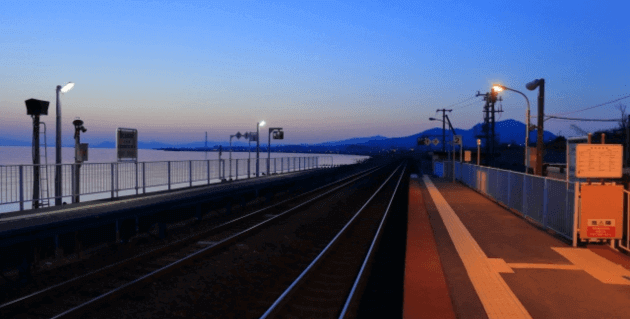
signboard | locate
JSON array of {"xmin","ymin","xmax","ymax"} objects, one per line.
[
  {"xmin": 575, "ymin": 144, "xmax": 622, "ymax": 178},
  {"xmin": 579, "ymin": 184, "xmax": 623, "ymax": 239},
  {"xmin": 76, "ymin": 143, "xmax": 88, "ymax": 162},
  {"xmin": 116, "ymin": 128, "xmax": 138, "ymax": 161},
  {"xmin": 453, "ymin": 135, "xmax": 462, "ymax": 145},
  {"xmin": 424, "ymin": 138, "xmax": 431, "ymax": 146},
  {"xmin": 464, "ymin": 150, "xmax": 471, "ymax": 162},
  {"xmin": 567, "ymin": 137, "xmax": 588, "ymax": 182},
  {"xmin": 432, "ymin": 138, "xmax": 440, "ymax": 146}
]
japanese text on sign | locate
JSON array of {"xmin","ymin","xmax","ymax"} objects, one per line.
[
  {"xmin": 575, "ymin": 144, "xmax": 622, "ymax": 178},
  {"xmin": 116, "ymin": 128, "xmax": 138, "ymax": 161}
]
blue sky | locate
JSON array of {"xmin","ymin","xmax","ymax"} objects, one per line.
[{"xmin": 1, "ymin": 0, "xmax": 629, "ymax": 145}]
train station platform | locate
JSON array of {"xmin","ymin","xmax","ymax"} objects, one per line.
[{"xmin": 405, "ymin": 174, "xmax": 630, "ymax": 319}]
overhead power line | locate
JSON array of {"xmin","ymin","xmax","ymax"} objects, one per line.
[
  {"xmin": 445, "ymin": 95, "xmax": 477, "ymax": 109},
  {"xmin": 548, "ymin": 93, "xmax": 630, "ymax": 116},
  {"xmin": 545, "ymin": 115, "xmax": 619, "ymax": 122}
]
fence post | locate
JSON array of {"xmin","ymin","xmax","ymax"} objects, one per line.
[
  {"xmin": 19, "ymin": 165, "xmax": 24, "ymax": 211},
  {"xmin": 248, "ymin": 159, "xmax": 251, "ymax": 178},
  {"xmin": 111, "ymin": 163, "xmax": 115, "ymax": 199},
  {"xmin": 281, "ymin": 158, "xmax": 284, "ymax": 173},
  {"xmin": 236, "ymin": 160, "xmax": 239, "ymax": 180},
  {"xmin": 135, "ymin": 162, "xmax": 139, "ymax": 195},
  {"xmin": 168, "ymin": 161, "xmax": 171, "ymax": 190},
  {"xmin": 143, "ymin": 162, "xmax": 146, "ymax": 194},
  {"xmin": 71, "ymin": 164, "xmax": 76, "ymax": 203},
  {"xmin": 207, "ymin": 160, "xmax": 210, "ymax": 184},
  {"xmin": 189, "ymin": 160, "xmax": 193, "ymax": 187},
  {"xmin": 543, "ymin": 178, "xmax": 549, "ymax": 228},
  {"xmin": 274, "ymin": 158, "xmax": 277, "ymax": 174},
  {"xmin": 507, "ymin": 171, "xmax": 512, "ymax": 207},
  {"xmin": 523, "ymin": 174, "xmax": 528, "ymax": 217}
]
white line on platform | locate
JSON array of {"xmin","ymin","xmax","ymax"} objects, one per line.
[{"xmin": 423, "ymin": 175, "xmax": 532, "ymax": 319}]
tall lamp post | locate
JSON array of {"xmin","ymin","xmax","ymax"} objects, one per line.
[
  {"xmin": 55, "ymin": 82, "xmax": 75, "ymax": 206},
  {"xmin": 526, "ymin": 79, "xmax": 545, "ymax": 176},
  {"xmin": 256, "ymin": 121, "xmax": 265, "ymax": 177},
  {"xmin": 492, "ymin": 84, "xmax": 531, "ymax": 174},
  {"xmin": 267, "ymin": 127, "xmax": 284, "ymax": 175}
]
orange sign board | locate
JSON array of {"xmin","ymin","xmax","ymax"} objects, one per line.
[{"xmin": 579, "ymin": 184, "xmax": 623, "ymax": 239}]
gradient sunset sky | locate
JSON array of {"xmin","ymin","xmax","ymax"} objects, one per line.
[{"xmin": 1, "ymin": 0, "xmax": 628, "ymax": 145}]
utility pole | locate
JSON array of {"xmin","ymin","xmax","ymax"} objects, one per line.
[
  {"xmin": 436, "ymin": 109, "xmax": 452, "ymax": 152},
  {"xmin": 476, "ymin": 91, "xmax": 502, "ymax": 166}
]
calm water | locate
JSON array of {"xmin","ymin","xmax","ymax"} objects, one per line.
[{"xmin": 0, "ymin": 146, "xmax": 368, "ymax": 166}]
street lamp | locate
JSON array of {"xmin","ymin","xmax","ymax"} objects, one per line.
[
  {"xmin": 526, "ymin": 79, "xmax": 545, "ymax": 176},
  {"xmin": 256, "ymin": 120, "xmax": 265, "ymax": 177},
  {"xmin": 55, "ymin": 82, "xmax": 74, "ymax": 206},
  {"xmin": 267, "ymin": 127, "xmax": 284, "ymax": 175},
  {"xmin": 492, "ymin": 84, "xmax": 532, "ymax": 174}
]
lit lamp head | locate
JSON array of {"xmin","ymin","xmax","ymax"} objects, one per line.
[
  {"xmin": 429, "ymin": 117, "xmax": 438, "ymax": 121},
  {"xmin": 477, "ymin": 139, "xmax": 481, "ymax": 146},
  {"xmin": 259, "ymin": 120, "xmax": 266, "ymax": 127},
  {"xmin": 492, "ymin": 85, "xmax": 504, "ymax": 93},
  {"xmin": 60, "ymin": 82, "xmax": 75, "ymax": 93}
]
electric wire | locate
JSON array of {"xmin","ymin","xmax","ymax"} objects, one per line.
[{"xmin": 547, "ymin": 94, "xmax": 630, "ymax": 116}]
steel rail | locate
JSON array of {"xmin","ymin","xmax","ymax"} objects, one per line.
[
  {"xmin": 338, "ymin": 164, "xmax": 407, "ymax": 318},
  {"xmin": 48, "ymin": 164, "xmax": 388, "ymax": 319},
  {"xmin": 0, "ymin": 165, "xmax": 382, "ymax": 313},
  {"xmin": 259, "ymin": 163, "xmax": 404, "ymax": 319}
]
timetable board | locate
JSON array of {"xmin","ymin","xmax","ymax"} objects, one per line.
[{"xmin": 575, "ymin": 144, "xmax": 622, "ymax": 178}]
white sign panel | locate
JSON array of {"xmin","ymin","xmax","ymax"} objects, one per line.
[
  {"xmin": 575, "ymin": 144, "xmax": 623, "ymax": 178},
  {"xmin": 116, "ymin": 128, "xmax": 138, "ymax": 161},
  {"xmin": 453, "ymin": 135, "xmax": 462, "ymax": 145}
]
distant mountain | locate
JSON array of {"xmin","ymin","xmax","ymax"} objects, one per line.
[
  {"xmin": 315, "ymin": 135, "xmax": 388, "ymax": 146},
  {"xmin": 350, "ymin": 119, "xmax": 556, "ymax": 149}
]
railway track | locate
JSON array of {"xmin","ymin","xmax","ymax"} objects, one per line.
[
  {"xmin": 0, "ymin": 164, "xmax": 388, "ymax": 318},
  {"xmin": 260, "ymin": 163, "xmax": 406, "ymax": 319}
]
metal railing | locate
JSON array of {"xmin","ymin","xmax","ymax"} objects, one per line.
[
  {"xmin": 0, "ymin": 156, "xmax": 333, "ymax": 213},
  {"xmin": 434, "ymin": 162, "xmax": 575, "ymax": 241}
]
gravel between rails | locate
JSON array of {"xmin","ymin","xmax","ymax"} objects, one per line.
[{"xmin": 70, "ymin": 164, "xmax": 398, "ymax": 319}]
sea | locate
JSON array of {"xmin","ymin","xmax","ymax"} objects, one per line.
[
  {"xmin": 0, "ymin": 146, "xmax": 368, "ymax": 166},
  {"xmin": 0, "ymin": 146, "xmax": 369, "ymax": 214}
]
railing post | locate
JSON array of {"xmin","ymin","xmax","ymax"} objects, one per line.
[
  {"xmin": 281, "ymin": 158, "xmax": 284, "ymax": 173},
  {"xmin": 189, "ymin": 160, "xmax": 193, "ymax": 187},
  {"xmin": 71, "ymin": 164, "xmax": 76, "ymax": 203},
  {"xmin": 135, "ymin": 162, "xmax": 139, "ymax": 195},
  {"xmin": 543, "ymin": 178, "xmax": 549, "ymax": 228},
  {"xmin": 274, "ymin": 158, "xmax": 277, "ymax": 174},
  {"xmin": 248, "ymin": 158, "xmax": 251, "ymax": 179},
  {"xmin": 142, "ymin": 162, "xmax": 146, "ymax": 194},
  {"xmin": 523, "ymin": 173, "xmax": 528, "ymax": 217},
  {"xmin": 111, "ymin": 163, "xmax": 115, "ymax": 199},
  {"xmin": 168, "ymin": 161, "xmax": 171, "ymax": 190},
  {"xmin": 507, "ymin": 171, "xmax": 512, "ymax": 207},
  {"xmin": 207, "ymin": 160, "xmax": 210, "ymax": 184},
  {"xmin": 19, "ymin": 165, "xmax": 24, "ymax": 211},
  {"xmin": 116, "ymin": 163, "xmax": 120, "ymax": 197},
  {"xmin": 236, "ymin": 160, "xmax": 239, "ymax": 180}
]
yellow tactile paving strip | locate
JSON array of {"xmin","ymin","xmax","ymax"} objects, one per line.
[
  {"xmin": 423, "ymin": 175, "xmax": 532, "ymax": 319},
  {"xmin": 552, "ymin": 247, "xmax": 630, "ymax": 285}
]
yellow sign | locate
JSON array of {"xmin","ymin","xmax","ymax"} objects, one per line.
[
  {"xmin": 464, "ymin": 150, "xmax": 471, "ymax": 162},
  {"xmin": 576, "ymin": 144, "xmax": 622, "ymax": 178}
]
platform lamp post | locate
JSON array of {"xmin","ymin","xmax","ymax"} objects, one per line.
[
  {"xmin": 256, "ymin": 121, "xmax": 265, "ymax": 177},
  {"xmin": 492, "ymin": 84, "xmax": 531, "ymax": 174},
  {"xmin": 25, "ymin": 99, "xmax": 50, "ymax": 209},
  {"xmin": 526, "ymin": 79, "xmax": 545, "ymax": 176},
  {"xmin": 55, "ymin": 82, "xmax": 75, "ymax": 206},
  {"xmin": 267, "ymin": 127, "xmax": 284, "ymax": 175}
]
